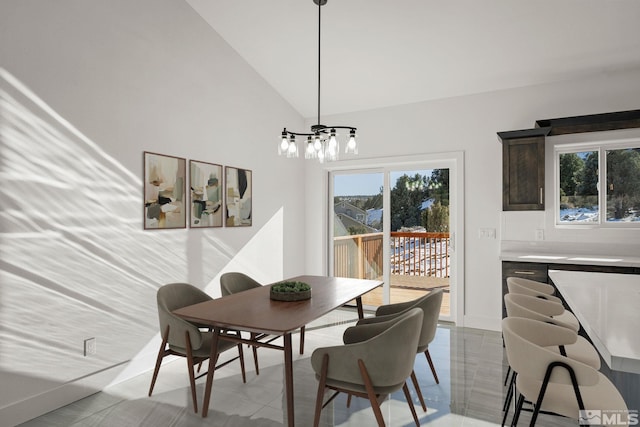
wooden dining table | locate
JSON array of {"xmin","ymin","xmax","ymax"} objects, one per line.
[{"xmin": 172, "ymin": 275, "xmax": 382, "ymax": 426}]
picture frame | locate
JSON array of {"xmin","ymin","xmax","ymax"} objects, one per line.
[
  {"xmin": 189, "ymin": 160, "xmax": 223, "ymax": 228},
  {"xmin": 225, "ymin": 166, "xmax": 252, "ymax": 227},
  {"xmin": 143, "ymin": 152, "xmax": 186, "ymax": 229}
]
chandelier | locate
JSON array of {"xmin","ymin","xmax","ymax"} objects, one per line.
[{"xmin": 278, "ymin": 0, "xmax": 358, "ymax": 163}]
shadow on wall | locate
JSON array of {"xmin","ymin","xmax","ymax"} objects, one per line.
[{"xmin": 0, "ymin": 69, "xmax": 241, "ymax": 414}]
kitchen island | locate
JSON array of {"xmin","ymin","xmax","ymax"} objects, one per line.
[{"xmin": 549, "ymin": 269, "xmax": 640, "ymax": 410}]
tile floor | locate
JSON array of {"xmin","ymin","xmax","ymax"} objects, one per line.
[{"xmin": 19, "ymin": 309, "xmax": 577, "ymax": 426}]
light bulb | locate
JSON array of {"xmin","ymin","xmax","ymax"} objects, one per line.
[
  {"xmin": 313, "ymin": 134, "xmax": 322, "ymax": 151},
  {"xmin": 345, "ymin": 129, "xmax": 357, "ymax": 154}
]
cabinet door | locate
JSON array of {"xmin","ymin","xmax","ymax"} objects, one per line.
[
  {"xmin": 502, "ymin": 137, "xmax": 545, "ymax": 210},
  {"xmin": 501, "ymin": 261, "xmax": 548, "ymax": 318}
]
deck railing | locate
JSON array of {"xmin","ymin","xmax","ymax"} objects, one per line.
[{"xmin": 333, "ymin": 231, "xmax": 451, "ymax": 281}]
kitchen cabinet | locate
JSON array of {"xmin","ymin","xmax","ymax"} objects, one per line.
[{"xmin": 498, "ymin": 127, "xmax": 551, "ymax": 211}]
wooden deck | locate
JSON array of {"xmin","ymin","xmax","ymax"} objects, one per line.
[{"xmin": 357, "ymin": 275, "xmax": 450, "ymax": 317}]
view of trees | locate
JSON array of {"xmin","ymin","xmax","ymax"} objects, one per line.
[
  {"xmin": 559, "ymin": 148, "xmax": 640, "ymax": 221},
  {"xmin": 390, "ymin": 169, "xmax": 449, "ymax": 232}
]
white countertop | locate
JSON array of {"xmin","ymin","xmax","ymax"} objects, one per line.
[
  {"xmin": 500, "ymin": 241, "xmax": 640, "ymax": 268},
  {"xmin": 549, "ymin": 269, "xmax": 640, "ymax": 374}
]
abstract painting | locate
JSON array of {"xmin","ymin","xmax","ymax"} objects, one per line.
[
  {"xmin": 189, "ymin": 160, "xmax": 223, "ymax": 228},
  {"xmin": 143, "ymin": 152, "xmax": 186, "ymax": 229},
  {"xmin": 225, "ymin": 166, "xmax": 252, "ymax": 227}
]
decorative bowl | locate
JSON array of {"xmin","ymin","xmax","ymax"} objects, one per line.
[{"xmin": 270, "ymin": 281, "xmax": 311, "ymax": 302}]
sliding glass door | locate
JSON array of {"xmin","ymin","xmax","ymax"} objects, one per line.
[{"xmin": 329, "ymin": 156, "xmax": 461, "ymax": 323}]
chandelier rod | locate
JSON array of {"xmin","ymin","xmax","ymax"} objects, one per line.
[{"xmin": 316, "ymin": 0, "xmax": 321, "ymax": 128}]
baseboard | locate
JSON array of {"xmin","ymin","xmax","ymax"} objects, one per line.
[
  {"xmin": 0, "ymin": 363, "xmax": 127, "ymax": 427},
  {"xmin": 462, "ymin": 314, "xmax": 501, "ymax": 332}
]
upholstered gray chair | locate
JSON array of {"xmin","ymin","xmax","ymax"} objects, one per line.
[
  {"xmin": 220, "ymin": 272, "xmax": 306, "ymax": 376},
  {"xmin": 311, "ymin": 308, "xmax": 424, "ymax": 427},
  {"xmin": 350, "ymin": 289, "xmax": 443, "ymax": 412},
  {"xmin": 502, "ymin": 317, "xmax": 628, "ymax": 426},
  {"xmin": 148, "ymin": 283, "xmax": 246, "ymax": 413}
]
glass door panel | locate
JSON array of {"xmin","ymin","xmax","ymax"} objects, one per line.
[
  {"xmin": 332, "ymin": 172, "xmax": 384, "ymax": 308},
  {"xmin": 389, "ymin": 168, "xmax": 450, "ymax": 317}
]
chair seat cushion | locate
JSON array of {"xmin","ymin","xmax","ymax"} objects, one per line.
[
  {"xmin": 516, "ymin": 371, "xmax": 627, "ymax": 420},
  {"xmin": 551, "ymin": 310, "xmax": 580, "ymax": 331}
]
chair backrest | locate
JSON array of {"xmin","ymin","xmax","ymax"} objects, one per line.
[
  {"xmin": 507, "ymin": 279, "xmax": 561, "ymax": 303},
  {"xmin": 503, "ymin": 293, "xmax": 576, "ymax": 331},
  {"xmin": 506, "ymin": 276, "xmax": 555, "ymax": 295},
  {"xmin": 412, "ymin": 289, "xmax": 443, "ymax": 350},
  {"xmin": 220, "ymin": 272, "xmax": 262, "ymax": 296},
  {"xmin": 502, "ymin": 317, "xmax": 596, "ymax": 386},
  {"xmin": 332, "ymin": 308, "xmax": 424, "ymax": 389},
  {"xmin": 157, "ymin": 283, "xmax": 212, "ymax": 352}
]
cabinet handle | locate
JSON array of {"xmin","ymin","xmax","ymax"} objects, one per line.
[
  {"xmin": 539, "ymin": 187, "xmax": 543, "ymax": 204},
  {"xmin": 514, "ymin": 270, "xmax": 536, "ymax": 275}
]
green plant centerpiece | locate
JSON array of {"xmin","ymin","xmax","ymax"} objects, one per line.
[{"xmin": 270, "ymin": 281, "xmax": 311, "ymax": 302}]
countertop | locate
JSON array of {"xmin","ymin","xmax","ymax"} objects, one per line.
[
  {"xmin": 549, "ymin": 269, "xmax": 640, "ymax": 374},
  {"xmin": 499, "ymin": 241, "xmax": 640, "ymax": 268}
]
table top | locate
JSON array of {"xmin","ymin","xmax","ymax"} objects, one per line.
[
  {"xmin": 173, "ymin": 275, "xmax": 382, "ymax": 335},
  {"xmin": 549, "ymin": 269, "xmax": 640, "ymax": 374}
]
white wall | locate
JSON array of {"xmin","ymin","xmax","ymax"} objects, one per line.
[
  {"xmin": 0, "ymin": 0, "xmax": 306, "ymax": 424},
  {"xmin": 304, "ymin": 67, "xmax": 640, "ymax": 331}
]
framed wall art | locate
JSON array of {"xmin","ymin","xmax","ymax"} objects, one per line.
[
  {"xmin": 225, "ymin": 166, "xmax": 252, "ymax": 227},
  {"xmin": 189, "ymin": 160, "xmax": 223, "ymax": 228},
  {"xmin": 143, "ymin": 152, "xmax": 186, "ymax": 229}
]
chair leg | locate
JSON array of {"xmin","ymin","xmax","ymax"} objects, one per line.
[
  {"xmin": 402, "ymin": 382, "xmax": 421, "ymax": 427},
  {"xmin": 511, "ymin": 393, "xmax": 525, "ymax": 427},
  {"xmin": 313, "ymin": 354, "xmax": 330, "ymax": 427},
  {"xmin": 504, "ymin": 365, "xmax": 511, "ymax": 386},
  {"xmin": 501, "ymin": 372, "xmax": 516, "ymax": 427},
  {"xmin": 148, "ymin": 326, "xmax": 170, "ymax": 397},
  {"xmin": 409, "ymin": 370, "xmax": 427, "ymax": 412},
  {"xmin": 346, "ymin": 394, "xmax": 352, "ymax": 408},
  {"xmin": 299, "ymin": 326, "xmax": 306, "ymax": 355},
  {"xmin": 184, "ymin": 332, "xmax": 198, "ymax": 413},
  {"xmin": 424, "ymin": 349, "xmax": 439, "ymax": 384},
  {"xmin": 250, "ymin": 332, "xmax": 260, "ymax": 375},
  {"xmin": 358, "ymin": 359, "xmax": 386, "ymax": 427}
]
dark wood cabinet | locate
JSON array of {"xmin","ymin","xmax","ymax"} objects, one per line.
[
  {"xmin": 498, "ymin": 127, "xmax": 551, "ymax": 211},
  {"xmin": 501, "ymin": 261, "xmax": 548, "ymax": 318}
]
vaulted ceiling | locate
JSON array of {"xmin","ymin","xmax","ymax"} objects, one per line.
[{"xmin": 187, "ymin": 0, "xmax": 640, "ymax": 118}]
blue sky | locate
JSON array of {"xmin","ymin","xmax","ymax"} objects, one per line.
[{"xmin": 333, "ymin": 169, "xmax": 433, "ymax": 196}]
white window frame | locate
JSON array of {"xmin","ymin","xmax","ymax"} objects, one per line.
[{"xmin": 554, "ymin": 137, "xmax": 640, "ymax": 228}]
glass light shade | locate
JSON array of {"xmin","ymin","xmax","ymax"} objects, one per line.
[
  {"xmin": 286, "ymin": 136, "xmax": 298, "ymax": 158},
  {"xmin": 305, "ymin": 137, "xmax": 317, "ymax": 159},
  {"xmin": 345, "ymin": 130, "xmax": 358, "ymax": 154},
  {"xmin": 313, "ymin": 134, "xmax": 322, "ymax": 151}
]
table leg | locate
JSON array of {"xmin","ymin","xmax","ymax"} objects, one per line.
[
  {"xmin": 356, "ymin": 296, "xmax": 364, "ymax": 319},
  {"xmin": 201, "ymin": 328, "xmax": 221, "ymax": 418},
  {"xmin": 284, "ymin": 333, "xmax": 295, "ymax": 427}
]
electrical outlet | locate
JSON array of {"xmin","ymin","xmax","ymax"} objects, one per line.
[
  {"xmin": 84, "ymin": 337, "xmax": 96, "ymax": 356},
  {"xmin": 535, "ymin": 229, "xmax": 545, "ymax": 241}
]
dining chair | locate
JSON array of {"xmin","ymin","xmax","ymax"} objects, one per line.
[
  {"xmin": 502, "ymin": 317, "xmax": 628, "ymax": 426},
  {"xmin": 311, "ymin": 308, "xmax": 424, "ymax": 427},
  {"xmin": 348, "ymin": 289, "xmax": 443, "ymax": 412},
  {"xmin": 148, "ymin": 282, "xmax": 246, "ymax": 413},
  {"xmin": 219, "ymin": 272, "xmax": 306, "ymax": 375}
]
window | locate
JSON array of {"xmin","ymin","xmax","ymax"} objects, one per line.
[{"xmin": 556, "ymin": 140, "xmax": 640, "ymax": 225}]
